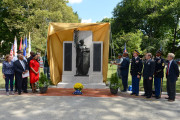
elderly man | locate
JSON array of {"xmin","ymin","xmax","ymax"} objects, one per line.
[
  {"xmin": 14, "ymin": 54, "xmax": 28, "ymax": 95},
  {"xmin": 166, "ymin": 53, "xmax": 179, "ymax": 102},
  {"xmin": 12, "ymin": 50, "xmax": 27, "ymax": 92},
  {"xmin": 143, "ymin": 53, "xmax": 155, "ymax": 98}
]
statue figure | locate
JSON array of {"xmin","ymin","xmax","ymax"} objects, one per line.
[{"xmin": 74, "ymin": 30, "xmax": 90, "ymax": 76}]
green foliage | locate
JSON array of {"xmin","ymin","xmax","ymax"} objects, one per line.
[
  {"xmin": 109, "ymin": 72, "xmax": 120, "ymax": 89},
  {"xmin": 39, "ymin": 72, "xmax": 49, "ymax": 87},
  {"xmin": 107, "ymin": 0, "xmax": 180, "ymax": 58},
  {"xmin": 0, "ymin": 0, "xmax": 80, "ymax": 55},
  {"xmin": 112, "ymin": 30, "xmax": 143, "ymax": 58}
]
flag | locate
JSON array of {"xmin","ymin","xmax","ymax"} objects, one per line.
[
  {"xmin": 14, "ymin": 36, "xmax": 17, "ymax": 56},
  {"xmin": 10, "ymin": 44, "xmax": 13, "ymax": 58},
  {"xmin": 23, "ymin": 36, "xmax": 27, "ymax": 56},
  {"xmin": 19, "ymin": 37, "xmax": 22, "ymax": 50},
  {"xmin": 160, "ymin": 45, "xmax": 162, "ymax": 51},
  {"xmin": 28, "ymin": 32, "xmax": 31, "ymax": 57},
  {"xmin": 123, "ymin": 43, "xmax": 127, "ymax": 53}
]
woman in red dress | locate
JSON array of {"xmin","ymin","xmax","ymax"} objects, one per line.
[{"xmin": 29, "ymin": 54, "xmax": 40, "ymax": 93}]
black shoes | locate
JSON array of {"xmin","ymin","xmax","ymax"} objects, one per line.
[
  {"xmin": 23, "ymin": 91, "xmax": 28, "ymax": 93},
  {"xmin": 141, "ymin": 94, "xmax": 147, "ymax": 96},
  {"xmin": 131, "ymin": 93, "xmax": 135, "ymax": 95},
  {"xmin": 146, "ymin": 96, "xmax": 151, "ymax": 98},
  {"xmin": 155, "ymin": 96, "xmax": 160, "ymax": 99}
]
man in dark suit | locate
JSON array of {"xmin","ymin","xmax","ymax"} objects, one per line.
[
  {"xmin": 166, "ymin": 53, "xmax": 179, "ymax": 102},
  {"xmin": 130, "ymin": 50, "xmax": 143, "ymax": 96},
  {"xmin": 154, "ymin": 50, "xmax": 165, "ymax": 99},
  {"xmin": 143, "ymin": 53, "xmax": 155, "ymax": 98},
  {"xmin": 120, "ymin": 52, "xmax": 130, "ymax": 92},
  {"xmin": 14, "ymin": 54, "xmax": 29, "ymax": 95}
]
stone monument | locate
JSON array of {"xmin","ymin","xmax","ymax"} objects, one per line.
[{"xmin": 57, "ymin": 29, "xmax": 106, "ymax": 88}]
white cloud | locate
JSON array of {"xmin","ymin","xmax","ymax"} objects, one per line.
[
  {"xmin": 81, "ymin": 19, "xmax": 92, "ymax": 23},
  {"xmin": 69, "ymin": 0, "xmax": 83, "ymax": 4}
]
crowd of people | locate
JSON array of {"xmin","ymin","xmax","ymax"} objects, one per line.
[
  {"xmin": 2, "ymin": 50, "xmax": 50, "ymax": 96},
  {"xmin": 112, "ymin": 50, "xmax": 179, "ymax": 102}
]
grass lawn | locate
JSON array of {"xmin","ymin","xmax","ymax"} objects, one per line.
[
  {"xmin": 0, "ymin": 64, "xmax": 180, "ymax": 92},
  {"xmin": 107, "ymin": 64, "xmax": 180, "ymax": 93}
]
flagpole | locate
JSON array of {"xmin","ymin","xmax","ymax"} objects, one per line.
[{"xmin": 28, "ymin": 32, "xmax": 31, "ymax": 57}]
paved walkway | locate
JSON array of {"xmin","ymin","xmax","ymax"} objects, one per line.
[
  {"xmin": 0, "ymin": 88, "xmax": 180, "ymax": 120},
  {"xmin": 0, "ymin": 96, "xmax": 180, "ymax": 120}
]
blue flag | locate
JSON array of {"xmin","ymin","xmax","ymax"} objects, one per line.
[{"xmin": 23, "ymin": 36, "xmax": 27, "ymax": 56}]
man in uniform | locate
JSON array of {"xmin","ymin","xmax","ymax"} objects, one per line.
[
  {"xmin": 130, "ymin": 50, "xmax": 143, "ymax": 96},
  {"xmin": 154, "ymin": 50, "xmax": 165, "ymax": 99},
  {"xmin": 120, "ymin": 52, "xmax": 130, "ymax": 92},
  {"xmin": 143, "ymin": 53, "xmax": 155, "ymax": 98}
]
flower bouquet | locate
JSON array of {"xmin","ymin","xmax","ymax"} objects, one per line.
[{"xmin": 73, "ymin": 83, "xmax": 84, "ymax": 95}]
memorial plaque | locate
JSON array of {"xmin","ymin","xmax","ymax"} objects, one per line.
[
  {"xmin": 64, "ymin": 43, "xmax": 72, "ymax": 71},
  {"xmin": 93, "ymin": 43, "xmax": 101, "ymax": 71}
]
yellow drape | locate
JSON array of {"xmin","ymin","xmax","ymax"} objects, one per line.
[{"xmin": 47, "ymin": 23, "xmax": 110, "ymax": 85}]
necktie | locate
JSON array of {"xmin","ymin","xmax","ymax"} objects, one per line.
[{"xmin": 166, "ymin": 62, "xmax": 170, "ymax": 75}]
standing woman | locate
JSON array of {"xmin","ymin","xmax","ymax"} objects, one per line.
[
  {"xmin": 29, "ymin": 54, "xmax": 40, "ymax": 93},
  {"xmin": 2, "ymin": 55, "xmax": 14, "ymax": 96}
]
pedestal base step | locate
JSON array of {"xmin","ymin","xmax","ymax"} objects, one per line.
[{"xmin": 57, "ymin": 83, "xmax": 107, "ymax": 89}]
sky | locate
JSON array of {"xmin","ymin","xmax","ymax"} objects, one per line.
[{"xmin": 68, "ymin": 0, "xmax": 121, "ymax": 23}]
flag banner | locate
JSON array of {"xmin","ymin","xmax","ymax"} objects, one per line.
[
  {"xmin": 23, "ymin": 36, "xmax": 27, "ymax": 56},
  {"xmin": 14, "ymin": 36, "xmax": 17, "ymax": 56},
  {"xmin": 10, "ymin": 44, "xmax": 13, "ymax": 58},
  {"xmin": 19, "ymin": 37, "xmax": 22, "ymax": 50},
  {"xmin": 28, "ymin": 32, "xmax": 31, "ymax": 57},
  {"xmin": 123, "ymin": 43, "xmax": 127, "ymax": 53}
]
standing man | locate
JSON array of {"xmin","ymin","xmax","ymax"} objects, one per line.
[
  {"xmin": 130, "ymin": 50, "xmax": 143, "ymax": 96},
  {"xmin": 12, "ymin": 50, "xmax": 27, "ymax": 92},
  {"xmin": 154, "ymin": 50, "xmax": 165, "ymax": 99},
  {"xmin": 166, "ymin": 53, "xmax": 179, "ymax": 102},
  {"xmin": 14, "ymin": 54, "xmax": 28, "ymax": 95},
  {"xmin": 120, "ymin": 52, "xmax": 130, "ymax": 92},
  {"xmin": 143, "ymin": 53, "xmax": 155, "ymax": 98}
]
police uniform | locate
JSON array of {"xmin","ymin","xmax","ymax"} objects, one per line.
[
  {"xmin": 130, "ymin": 50, "xmax": 143, "ymax": 96},
  {"xmin": 154, "ymin": 51, "xmax": 165, "ymax": 98}
]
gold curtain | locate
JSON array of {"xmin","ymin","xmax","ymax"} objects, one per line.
[{"xmin": 47, "ymin": 23, "xmax": 110, "ymax": 85}]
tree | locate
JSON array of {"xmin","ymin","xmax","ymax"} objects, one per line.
[
  {"xmin": 0, "ymin": 0, "xmax": 80, "ymax": 55},
  {"xmin": 111, "ymin": 0, "xmax": 180, "ymax": 58}
]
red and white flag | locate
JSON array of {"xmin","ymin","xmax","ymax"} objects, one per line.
[{"xmin": 19, "ymin": 37, "xmax": 22, "ymax": 50}]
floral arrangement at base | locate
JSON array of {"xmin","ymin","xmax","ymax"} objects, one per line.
[{"xmin": 73, "ymin": 83, "xmax": 84, "ymax": 95}]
